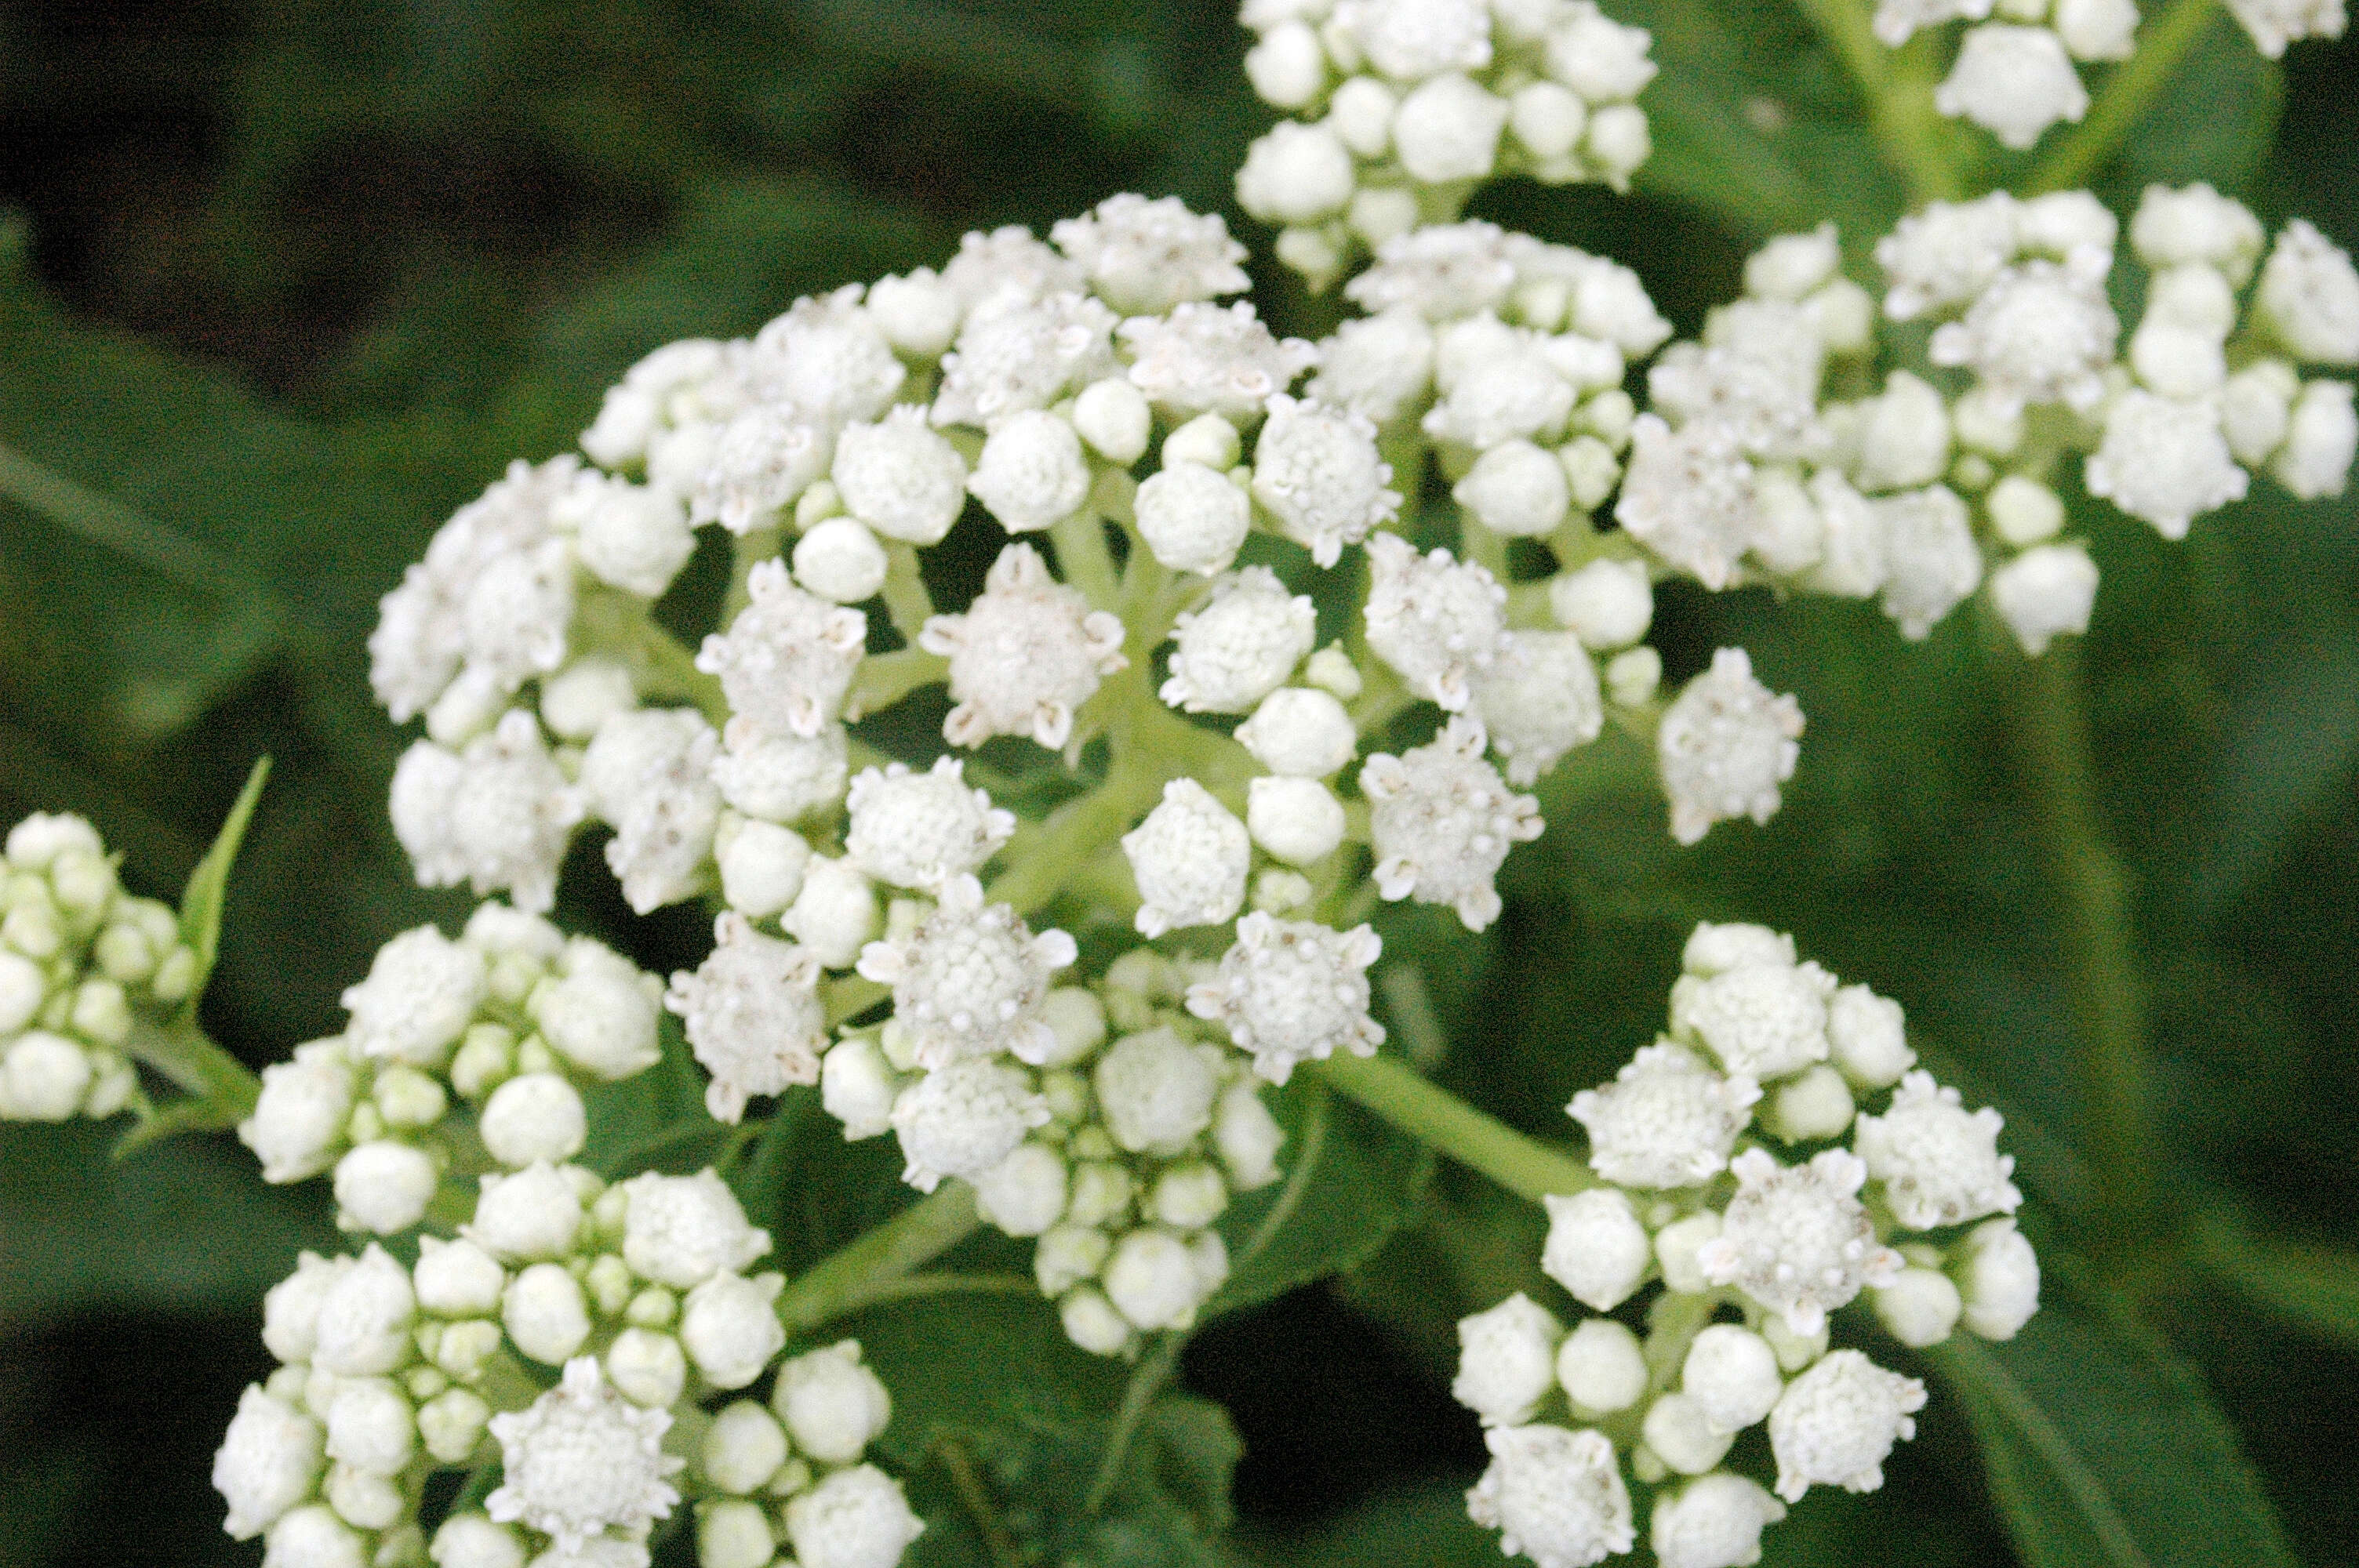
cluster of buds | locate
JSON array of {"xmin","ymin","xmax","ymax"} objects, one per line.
[
  {"xmin": 1874, "ymin": 0, "xmax": 2344, "ymax": 151},
  {"xmin": 1233, "ymin": 0, "xmax": 1656, "ymax": 285},
  {"xmin": 0, "ymin": 811, "xmax": 198, "ymax": 1123},
  {"xmin": 217, "ymin": 915, "xmax": 925, "ymax": 1568},
  {"xmin": 237, "ymin": 903, "xmax": 665, "ymax": 1237},
  {"xmin": 1450, "ymin": 923, "xmax": 2039, "ymax": 1568}
]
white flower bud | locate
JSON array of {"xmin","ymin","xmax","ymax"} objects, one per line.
[
  {"xmin": 1854, "ymin": 371, "xmax": 1951, "ymax": 494},
  {"xmin": 867, "ymin": 270, "xmax": 961, "ymax": 358},
  {"xmin": 415, "ymin": 1238, "xmax": 506, "ymax": 1318},
  {"xmin": 703, "ymin": 1400, "xmax": 789, "ymax": 1494},
  {"xmin": 1324, "ymin": 75, "xmax": 1394, "ymax": 157},
  {"xmin": 2257, "ymin": 219, "xmax": 2359, "ymax": 366},
  {"xmin": 1456, "ymin": 439, "xmax": 1572, "ymax": 535},
  {"xmin": 333, "ymin": 1142, "xmax": 438, "ymax": 1236},
  {"xmin": 1095, "ymin": 1028, "xmax": 1221, "ymax": 1156},
  {"xmin": 792, "ymin": 517, "xmax": 891, "ymax": 604},
  {"xmin": 1549, "ymin": 559, "xmax": 1652, "ymax": 649},
  {"xmin": 0, "ymin": 949, "xmax": 45, "ymax": 1034},
  {"xmin": 1986, "ymin": 474, "xmax": 2065, "ymax": 546},
  {"xmin": 343, "ymin": 927, "xmax": 488, "ymax": 1069},
  {"xmin": 1874, "ymin": 1267, "xmax": 1965, "ymax": 1348},
  {"xmin": 307, "ymin": 1246, "xmax": 417, "ymax": 1379},
  {"xmin": 263, "ymin": 1503, "xmax": 367, "ymax": 1568},
  {"xmin": 1236, "ymin": 122, "xmax": 1355, "ymax": 226},
  {"xmin": 1236, "ymin": 688, "xmax": 1359, "ymax": 779},
  {"xmin": 1245, "ymin": 20, "xmax": 1328, "ymax": 106},
  {"xmin": 1212, "ymin": 1081, "xmax": 1285, "ymax": 1189},
  {"xmin": 1682, "ymin": 1326, "xmax": 1783, "ymax": 1434},
  {"xmin": 892, "ymin": 1057, "xmax": 1051, "ymax": 1191},
  {"xmin": 432, "ymin": 1319, "xmax": 503, "ymax": 1382},
  {"xmin": 465, "ymin": 1163, "xmax": 584, "ymax": 1261},
  {"xmin": 325, "ymin": 1378, "xmax": 416, "ymax": 1478},
  {"xmin": 503, "ymin": 1264, "xmax": 591, "ymax": 1365},
  {"xmin": 1035, "ymin": 1224, "xmax": 1112, "ymax": 1296},
  {"xmin": 1584, "ymin": 103, "xmax": 1651, "ymax": 186},
  {"xmin": 1453, "ymin": 1293, "xmax": 1565, "ymax": 1426},
  {"xmin": 474, "ymin": 1073, "xmax": 584, "ymax": 1168},
  {"xmin": 1539, "ymin": 1189, "xmax": 1650, "ymax": 1311},
  {"xmin": 575, "ymin": 481, "xmax": 693, "ymax": 598},
  {"xmin": 713, "ymin": 818, "xmax": 810, "ymax": 923},
  {"xmin": 971, "ymin": 1142, "xmax": 1070, "ymax": 1237},
  {"xmin": 1934, "ymin": 25, "xmax": 2088, "ymax": 149},
  {"xmin": 1556, "ymin": 1319, "xmax": 1648, "ymax": 1414},
  {"xmin": 214, "ymin": 1385, "xmax": 325, "ymax": 1540},
  {"xmin": 700, "ymin": 1500, "xmax": 777, "ymax": 1568},
  {"xmin": 969, "ymin": 409, "xmax": 1092, "ymax": 532},
  {"xmin": 1645, "ymin": 1393, "xmax": 1737, "ymax": 1475},
  {"xmin": 1650, "ymin": 1473, "xmax": 1788, "ymax": 1568},
  {"xmin": 1680, "ymin": 922, "xmax": 1791, "ymax": 976},
  {"xmin": 531, "ymin": 946, "xmax": 661, "ymax": 1080},
  {"xmin": 1767, "ymin": 1348, "xmax": 1926, "ymax": 1501},
  {"xmin": 1605, "ymin": 645, "xmax": 1660, "ymax": 706},
  {"xmin": 431, "ymin": 1515, "xmax": 523, "ymax": 1568},
  {"xmin": 1392, "ymin": 74, "xmax": 1509, "ymax": 183},
  {"xmin": 783, "ymin": 856, "xmax": 879, "ymax": 969},
  {"xmin": 2275, "ymin": 379, "xmax": 2358, "ymax": 499},
  {"xmin": 1147, "ymin": 1163, "xmax": 1226, "ymax": 1229},
  {"xmin": 1990, "ymin": 543, "xmax": 2099, "ymax": 656},
  {"xmin": 238, "ymin": 1048, "xmax": 358, "ymax": 1181},
  {"xmin": 774, "ymin": 1339, "xmax": 892, "ymax": 1464},
  {"xmin": 1467, "ymin": 1424, "xmax": 1637, "ymax": 1566},
  {"xmin": 782, "ymin": 1464, "xmax": 925, "ymax": 1568},
  {"xmin": 622, "ymin": 1169, "xmax": 772, "ymax": 1290},
  {"xmin": 1105, "ymin": 1229, "xmax": 1207, "ymax": 1330},
  {"xmin": 1746, "ymin": 224, "xmax": 1841, "ymax": 301},
  {"xmin": 1655, "ymin": 1212, "xmax": 1722, "ymax": 1294},
  {"xmin": 1123, "ymin": 780, "xmax": 1251, "ymax": 937},
  {"xmin": 823, "ymin": 1036, "xmax": 900, "ymax": 1139},
  {"xmin": 1072, "ymin": 376, "xmax": 1153, "ymax": 464},
  {"xmin": 681, "ymin": 1272, "xmax": 787, "ymax": 1389},
  {"xmin": 1060, "ymin": 1287, "xmax": 1134, "ymax": 1356},
  {"xmin": 1162, "ymin": 412, "xmax": 1242, "ymax": 473},
  {"xmin": 1764, "ymin": 1063, "xmax": 1856, "ymax": 1142},
  {"xmin": 1954, "ymin": 1217, "xmax": 2041, "ymax": 1339},
  {"xmin": 1246, "ymin": 776, "xmax": 1348, "ymax": 865},
  {"xmin": 1510, "ymin": 80, "xmax": 1587, "ymax": 159},
  {"xmin": 1658, "ymin": 648, "xmax": 1805, "ymax": 845}
]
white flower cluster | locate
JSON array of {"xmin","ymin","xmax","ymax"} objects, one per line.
[
  {"xmin": 828, "ymin": 939, "xmax": 1291, "ymax": 1358},
  {"xmin": 238, "ymin": 905, "xmax": 663, "ymax": 1237},
  {"xmin": 220, "ymin": 952, "xmax": 925, "ymax": 1568},
  {"xmin": 1874, "ymin": 0, "xmax": 2343, "ymax": 150},
  {"xmin": 1452, "ymin": 922, "xmax": 2039, "ymax": 1568},
  {"xmin": 0, "ymin": 811, "xmax": 198, "ymax": 1123},
  {"xmin": 1234, "ymin": 0, "xmax": 1656, "ymax": 287}
]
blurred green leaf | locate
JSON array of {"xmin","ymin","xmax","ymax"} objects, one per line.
[
  {"xmin": 0, "ymin": 1120, "xmax": 332, "ymax": 1319},
  {"xmin": 2190, "ymin": 1200, "xmax": 2359, "ymax": 1354},
  {"xmin": 175, "ymin": 755, "xmax": 271, "ymax": 1018},
  {"xmin": 1928, "ymin": 1256, "xmax": 2299, "ymax": 1568}
]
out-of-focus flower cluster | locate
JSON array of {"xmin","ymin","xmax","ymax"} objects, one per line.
[
  {"xmin": 1451, "ymin": 923, "xmax": 2039, "ymax": 1568},
  {"xmin": 219, "ymin": 904, "xmax": 925, "ymax": 1568},
  {"xmin": 0, "ymin": 812, "xmax": 199, "ymax": 1123},
  {"xmin": 1232, "ymin": 0, "xmax": 1657, "ymax": 286}
]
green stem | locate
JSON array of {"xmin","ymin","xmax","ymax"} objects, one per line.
[
  {"xmin": 122, "ymin": 1013, "xmax": 258, "ymax": 1111},
  {"xmin": 775, "ymin": 1183, "xmax": 983, "ymax": 1332},
  {"xmin": 1788, "ymin": 0, "xmax": 1962, "ymax": 203},
  {"xmin": 632, "ymin": 620, "xmax": 730, "ymax": 728},
  {"xmin": 879, "ymin": 543, "xmax": 936, "ymax": 644},
  {"xmin": 1085, "ymin": 1330, "xmax": 1188, "ymax": 1515},
  {"xmin": 2030, "ymin": 0, "xmax": 2222, "ymax": 194},
  {"xmin": 1307, "ymin": 1052, "xmax": 1597, "ymax": 1202},
  {"xmin": 848, "ymin": 647, "xmax": 948, "ymax": 717},
  {"xmin": 0, "ymin": 437, "xmax": 270, "ymax": 604},
  {"xmin": 1051, "ymin": 510, "xmax": 1121, "ymax": 611},
  {"xmin": 2008, "ymin": 640, "xmax": 2159, "ymax": 1272}
]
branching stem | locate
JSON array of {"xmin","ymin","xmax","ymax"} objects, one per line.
[
  {"xmin": 1307, "ymin": 1051, "xmax": 1596, "ymax": 1202},
  {"xmin": 2030, "ymin": 0, "xmax": 2223, "ymax": 193},
  {"xmin": 775, "ymin": 1183, "xmax": 983, "ymax": 1331}
]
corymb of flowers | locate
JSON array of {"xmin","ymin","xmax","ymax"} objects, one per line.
[{"xmin": 1, "ymin": 0, "xmax": 2346, "ymax": 1565}]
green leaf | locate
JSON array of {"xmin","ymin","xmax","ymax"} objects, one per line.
[
  {"xmin": 2190, "ymin": 1200, "xmax": 2359, "ymax": 1354},
  {"xmin": 1208, "ymin": 1080, "xmax": 1431, "ymax": 1320},
  {"xmin": 0, "ymin": 1119, "xmax": 333, "ymax": 1320},
  {"xmin": 1926, "ymin": 1254, "xmax": 2299, "ymax": 1568},
  {"xmin": 175, "ymin": 755, "xmax": 271, "ymax": 1018}
]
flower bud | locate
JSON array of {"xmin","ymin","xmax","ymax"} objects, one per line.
[
  {"xmin": 606, "ymin": 1328, "xmax": 689, "ymax": 1408},
  {"xmin": 503, "ymin": 1263, "xmax": 591, "ymax": 1365},
  {"xmin": 682, "ymin": 1272, "xmax": 787, "ymax": 1389},
  {"xmin": 1681, "ymin": 1326, "xmax": 1783, "ymax": 1433},
  {"xmin": 334, "ymin": 1141, "xmax": 439, "ymax": 1236},
  {"xmin": 703, "ymin": 1400, "xmax": 790, "ymax": 1494},
  {"xmin": 1644, "ymin": 1392, "xmax": 1736, "ymax": 1475},
  {"xmin": 1540, "ymin": 1189, "xmax": 1650, "ymax": 1311},
  {"xmin": 775, "ymin": 1340, "xmax": 893, "ymax": 1464},
  {"xmin": 1557, "ymin": 1319, "xmax": 1648, "ymax": 1414}
]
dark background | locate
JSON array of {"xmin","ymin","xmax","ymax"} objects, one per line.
[{"xmin": 1, "ymin": 2, "xmax": 2355, "ymax": 1563}]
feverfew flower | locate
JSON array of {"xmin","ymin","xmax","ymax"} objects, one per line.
[
  {"xmin": 1122, "ymin": 780, "xmax": 1252, "ymax": 938},
  {"xmin": 697, "ymin": 561, "xmax": 869, "ymax": 740},
  {"xmin": 1615, "ymin": 418, "xmax": 1759, "ymax": 591},
  {"xmin": 1361, "ymin": 716, "xmax": 1543, "ymax": 931},
  {"xmin": 1466, "ymin": 1425, "xmax": 1636, "ymax": 1568},
  {"xmin": 485, "ymin": 1358, "xmax": 683, "ymax": 1552},
  {"xmin": 1361, "ymin": 534, "xmax": 1510, "ymax": 710},
  {"xmin": 1187, "ymin": 913, "xmax": 1385, "ymax": 1084},
  {"xmin": 1251, "ymin": 396, "xmax": 1401, "ymax": 565},
  {"xmin": 1877, "ymin": 194, "xmax": 2021, "ymax": 321},
  {"xmin": 666, "ymin": 914, "xmax": 827, "ymax": 1123},
  {"xmin": 889, "ymin": 1057, "xmax": 1052, "ymax": 1192},
  {"xmin": 1120, "ymin": 302, "xmax": 1318, "ymax": 419},
  {"xmin": 2255, "ymin": 219, "xmax": 2359, "ymax": 365},
  {"xmin": 1656, "ymin": 649, "xmax": 1805, "ymax": 846},
  {"xmin": 1927, "ymin": 252, "xmax": 2118, "ymax": 414},
  {"xmin": 856, "ymin": 876, "xmax": 1078, "ymax": 1067},
  {"xmin": 1852, "ymin": 1070, "xmax": 2022, "ymax": 1229},
  {"xmin": 921, "ymin": 543, "xmax": 1128, "ymax": 749},
  {"xmin": 1698, "ymin": 1149, "xmax": 1903, "ymax": 1336},
  {"xmin": 831, "ymin": 406, "xmax": 969, "ymax": 546},
  {"xmin": 1051, "ymin": 194, "xmax": 1251, "ymax": 316},
  {"xmin": 843, "ymin": 758, "xmax": 1016, "ymax": 892},
  {"xmin": 935, "ymin": 290, "xmax": 1119, "ymax": 430},
  {"xmin": 579, "ymin": 708, "xmax": 722, "ymax": 914},
  {"xmin": 1765, "ymin": 1350, "xmax": 1926, "ymax": 1502},
  {"xmin": 1161, "ymin": 568, "xmax": 1318, "ymax": 713},
  {"xmin": 1568, "ymin": 1043, "xmax": 1760, "ymax": 1189}
]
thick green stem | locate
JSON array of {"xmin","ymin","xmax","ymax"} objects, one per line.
[
  {"xmin": 1307, "ymin": 1052, "xmax": 1597, "ymax": 1201},
  {"xmin": 632, "ymin": 620, "xmax": 730, "ymax": 728},
  {"xmin": 775, "ymin": 1184, "xmax": 983, "ymax": 1332},
  {"xmin": 1788, "ymin": 0, "xmax": 1963, "ymax": 203},
  {"xmin": 2030, "ymin": 0, "xmax": 2222, "ymax": 193},
  {"xmin": 2010, "ymin": 643, "xmax": 2159, "ymax": 1271}
]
